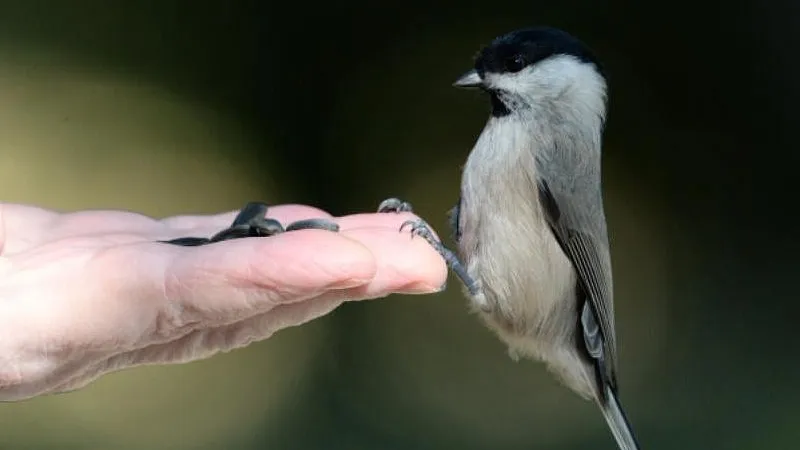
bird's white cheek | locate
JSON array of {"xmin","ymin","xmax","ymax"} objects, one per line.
[{"xmin": 484, "ymin": 73, "xmax": 528, "ymax": 96}]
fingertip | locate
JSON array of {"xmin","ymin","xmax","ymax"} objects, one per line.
[{"xmin": 338, "ymin": 228, "xmax": 449, "ymax": 297}]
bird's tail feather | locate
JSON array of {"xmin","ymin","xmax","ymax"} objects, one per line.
[{"xmin": 598, "ymin": 384, "xmax": 640, "ymax": 450}]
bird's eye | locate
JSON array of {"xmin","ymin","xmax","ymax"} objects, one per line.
[{"xmin": 505, "ymin": 54, "xmax": 527, "ymax": 73}]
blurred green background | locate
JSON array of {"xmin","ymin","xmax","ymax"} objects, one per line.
[{"xmin": 0, "ymin": 1, "xmax": 797, "ymax": 449}]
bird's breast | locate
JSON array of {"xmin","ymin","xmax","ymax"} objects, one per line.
[{"xmin": 458, "ymin": 129, "xmax": 577, "ymax": 345}]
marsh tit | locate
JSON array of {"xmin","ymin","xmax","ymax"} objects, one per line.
[{"xmin": 379, "ymin": 27, "xmax": 640, "ymax": 449}]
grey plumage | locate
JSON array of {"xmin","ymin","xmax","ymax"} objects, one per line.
[{"xmin": 380, "ymin": 27, "xmax": 639, "ymax": 449}]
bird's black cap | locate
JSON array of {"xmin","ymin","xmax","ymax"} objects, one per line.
[{"xmin": 474, "ymin": 27, "xmax": 604, "ymax": 79}]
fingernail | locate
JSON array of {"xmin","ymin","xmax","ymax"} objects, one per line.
[{"xmin": 397, "ymin": 281, "xmax": 445, "ymax": 295}]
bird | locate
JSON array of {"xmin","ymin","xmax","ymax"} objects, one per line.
[{"xmin": 378, "ymin": 26, "xmax": 640, "ymax": 449}]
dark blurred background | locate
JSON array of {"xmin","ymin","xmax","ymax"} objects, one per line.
[{"xmin": 0, "ymin": 1, "xmax": 797, "ymax": 449}]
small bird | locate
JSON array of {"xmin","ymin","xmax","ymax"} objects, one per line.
[{"xmin": 379, "ymin": 26, "xmax": 640, "ymax": 449}]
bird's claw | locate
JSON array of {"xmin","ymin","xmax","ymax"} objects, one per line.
[
  {"xmin": 399, "ymin": 218, "xmax": 447, "ymax": 255},
  {"xmin": 400, "ymin": 218, "xmax": 435, "ymax": 239},
  {"xmin": 378, "ymin": 197, "xmax": 414, "ymax": 213},
  {"xmin": 399, "ymin": 219, "xmax": 418, "ymax": 234}
]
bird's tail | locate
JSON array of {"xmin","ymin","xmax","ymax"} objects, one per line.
[{"xmin": 598, "ymin": 384, "xmax": 640, "ymax": 450}]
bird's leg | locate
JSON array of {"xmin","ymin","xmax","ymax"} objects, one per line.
[{"xmin": 377, "ymin": 197, "xmax": 479, "ymax": 296}]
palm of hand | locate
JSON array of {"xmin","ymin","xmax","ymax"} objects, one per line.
[{"xmin": 0, "ymin": 203, "xmax": 445, "ymax": 401}]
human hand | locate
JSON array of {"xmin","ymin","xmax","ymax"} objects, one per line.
[{"xmin": 0, "ymin": 202, "xmax": 446, "ymax": 401}]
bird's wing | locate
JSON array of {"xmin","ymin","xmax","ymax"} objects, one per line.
[{"xmin": 536, "ymin": 178, "xmax": 618, "ymax": 389}]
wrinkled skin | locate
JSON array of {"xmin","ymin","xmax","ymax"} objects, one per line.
[{"xmin": 0, "ymin": 203, "xmax": 446, "ymax": 401}]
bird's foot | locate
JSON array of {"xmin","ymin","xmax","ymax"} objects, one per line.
[{"xmin": 378, "ymin": 197, "xmax": 479, "ymax": 296}]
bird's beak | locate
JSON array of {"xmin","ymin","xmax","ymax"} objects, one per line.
[{"xmin": 453, "ymin": 69, "xmax": 483, "ymax": 88}]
